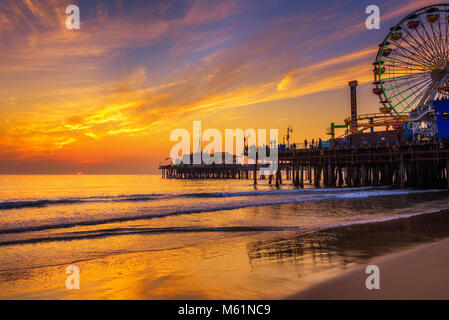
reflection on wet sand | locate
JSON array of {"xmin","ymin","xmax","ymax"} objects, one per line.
[
  {"xmin": 2, "ymin": 210, "xmax": 449, "ymax": 299},
  {"xmin": 247, "ymin": 210, "xmax": 449, "ymax": 267}
]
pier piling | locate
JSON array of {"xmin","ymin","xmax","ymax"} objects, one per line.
[{"xmin": 159, "ymin": 142, "xmax": 449, "ymax": 190}]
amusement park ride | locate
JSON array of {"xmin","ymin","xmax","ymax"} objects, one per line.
[{"xmin": 327, "ymin": 4, "xmax": 449, "ymax": 143}]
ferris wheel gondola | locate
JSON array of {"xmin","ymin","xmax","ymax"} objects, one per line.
[{"xmin": 373, "ymin": 4, "xmax": 449, "ymax": 117}]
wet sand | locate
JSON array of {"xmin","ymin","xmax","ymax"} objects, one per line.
[{"xmin": 290, "ymin": 236, "xmax": 449, "ymax": 300}]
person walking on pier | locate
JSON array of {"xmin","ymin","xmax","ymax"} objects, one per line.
[
  {"xmin": 304, "ymin": 139, "xmax": 308, "ymax": 149},
  {"xmin": 311, "ymin": 138, "xmax": 315, "ymax": 149}
]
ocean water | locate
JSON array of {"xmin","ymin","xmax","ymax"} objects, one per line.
[{"xmin": 0, "ymin": 174, "xmax": 449, "ymax": 299}]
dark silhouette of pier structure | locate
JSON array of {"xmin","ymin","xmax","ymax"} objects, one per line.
[
  {"xmin": 160, "ymin": 140, "xmax": 449, "ymax": 189},
  {"xmin": 279, "ymin": 141, "xmax": 449, "ymax": 189}
]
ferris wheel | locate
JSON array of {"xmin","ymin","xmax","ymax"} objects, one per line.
[{"xmin": 373, "ymin": 4, "xmax": 449, "ymax": 117}]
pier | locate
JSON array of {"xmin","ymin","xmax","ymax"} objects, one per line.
[
  {"xmin": 160, "ymin": 163, "xmax": 265, "ymax": 180},
  {"xmin": 159, "ymin": 140, "xmax": 449, "ymax": 189},
  {"xmin": 278, "ymin": 141, "xmax": 449, "ymax": 189},
  {"xmin": 160, "ymin": 2, "xmax": 449, "ymax": 191}
]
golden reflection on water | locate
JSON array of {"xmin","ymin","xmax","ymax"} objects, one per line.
[
  {"xmin": 1, "ymin": 176, "xmax": 449, "ymax": 299},
  {"xmin": 0, "ymin": 232, "xmax": 346, "ymax": 299},
  {"xmin": 3, "ymin": 208, "xmax": 449, "ymax": 300}
]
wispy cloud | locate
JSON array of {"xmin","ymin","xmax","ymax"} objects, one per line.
[{"xmin": 0, "ymin": 0, "xmax": 427, "ymax": 172}]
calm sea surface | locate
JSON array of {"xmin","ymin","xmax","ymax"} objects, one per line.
[{"xmin": 0, "ymin": 175, "xmax": 449, "ymax": 299}]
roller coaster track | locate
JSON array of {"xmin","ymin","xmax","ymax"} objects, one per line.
[{"xmin": 336, "ymin": 113, "xmax": 409, "ymax": 138}]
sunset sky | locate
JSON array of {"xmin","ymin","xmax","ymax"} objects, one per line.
[{"xmin": 0, "ymin": 0, "xmax": 439, "ymax": 174}]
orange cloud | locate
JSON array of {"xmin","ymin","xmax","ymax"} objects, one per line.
[{"xmin": 0, "ymin": 0, "xmax": 406, "ymax": 171}]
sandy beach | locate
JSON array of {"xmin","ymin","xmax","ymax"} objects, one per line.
[{"xmin": 290, "ymin": 236, "xmax": 449, "ymax": 300}]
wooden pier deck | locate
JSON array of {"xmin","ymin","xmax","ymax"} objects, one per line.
[
  {"xmin": 160, "ymin": 141, "xmax": 449, "ymax": 189},
  {"xmin": 159, "ymin": 163, "xmax": 268, "ymax": 180},
  {"xmin": 279, "ymin": 141, "xmax": 449, "ymax": 189}
]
